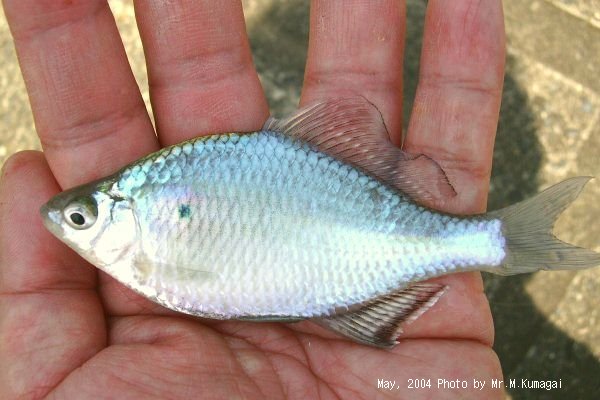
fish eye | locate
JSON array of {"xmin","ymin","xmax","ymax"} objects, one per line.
[{"xmin": 63, "ymin": 197, "xmax": 98, "ymax": 230}]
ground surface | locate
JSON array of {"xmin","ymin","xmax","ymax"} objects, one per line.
[{"xmin": 1, "ymin": 1, "xmax": 599, "ymax": 399}]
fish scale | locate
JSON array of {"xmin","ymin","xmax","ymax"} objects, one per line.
[{"xmin": 107, "ymin": 131, "xmax": 507, "ymax": 317}]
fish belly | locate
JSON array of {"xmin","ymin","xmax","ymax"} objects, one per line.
[{"xmin": 117, "ymin": 132, "xmax": 506, "ymax": 318}]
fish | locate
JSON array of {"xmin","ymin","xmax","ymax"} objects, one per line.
[{"xmin": 40, "ymin": 97, "xmax": 600, "ymax": 348}]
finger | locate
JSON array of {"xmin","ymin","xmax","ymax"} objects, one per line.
[
  {"xmin": 134, "ymin": 0, "xmax": 269, "ymax": 145},
  {"xmin": 301, "ymin": 0, "xmax": 406, "ymax": 144},
  {"xmin": 3, "ymin": 1, "xmax": 159, "ymax": 188},
  {"xmin": 4, "ymin": 0, "xmax": 163, "ymax": 318},
  {"xmin": 405, "ymin": 0, "xmax": 505, "ymax": 212},
  {"xmin": 0, "ymin": 152, "xmax": 105, "ymax": 398},
  {"xmin": 401, "ymin": 0, "xmax": 505, "ymax": 345}
]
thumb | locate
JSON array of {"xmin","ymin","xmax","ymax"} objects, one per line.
[{"xmin": 0, "ymin": 151, "xmax": 105, "ymax": 398}]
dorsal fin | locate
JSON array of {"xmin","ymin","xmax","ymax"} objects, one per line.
[
  {"xmin": 314, "ymin": 283, "xmax": 447, "ymax": 348},
  {"xmin": 263, "ymin": 97, "xmax": 456, "ymax": 205}
]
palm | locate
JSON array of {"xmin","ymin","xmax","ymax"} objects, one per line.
[
  {"xmin": 39, "ymin": 293, "xmax": 499, "ymax": 398},
  {"xmin": 1, "ymin": 1, "xmax": 506, "ymax": 398}
]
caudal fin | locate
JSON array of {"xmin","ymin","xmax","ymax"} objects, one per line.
[{"xmin": 488, "ymin": 177, "xmax": 600, "ymax": 275}]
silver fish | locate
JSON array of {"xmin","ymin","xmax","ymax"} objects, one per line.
[{"xmin": 40, "ymin": 97, "xmax": 600, "ymax": 348}]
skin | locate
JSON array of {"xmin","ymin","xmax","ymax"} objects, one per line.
[{"xmin": 0, "ymin": 1, "xmax": 506, "ymax": 399}]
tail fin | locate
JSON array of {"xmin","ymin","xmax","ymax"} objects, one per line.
[{"xmin": 488, "ymin": 177, "xmax": 600, "ymax": 275}]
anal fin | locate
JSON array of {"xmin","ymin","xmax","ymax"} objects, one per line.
[{"xmin": 314, "ymin": 283, "xmax": 447, "ymax": 348}]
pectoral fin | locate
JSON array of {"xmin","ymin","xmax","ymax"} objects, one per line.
[
  {"xmin": 176, "ymin": 266, "xmax": 215, "ymax": 281},
  {"xmin": 133, "ymin": 255, "xmax": 215, "ymax": 283},
  {"xmin": 313, "ymin": 283, "xmax": 447, "ymax": 348}
]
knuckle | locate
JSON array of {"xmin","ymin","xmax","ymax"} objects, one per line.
[{"xmin": 38, "ymin": 102, "xmax": 148, "ymax": 151}]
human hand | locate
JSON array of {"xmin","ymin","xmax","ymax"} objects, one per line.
[{"xmin": 0, "ymin": 1, "xmax": 505, "ymax": 398}]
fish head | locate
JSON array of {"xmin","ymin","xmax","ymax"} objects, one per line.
[{"xmin": 40, "ymin": 179, "xmax": 139, "ymax": 275}]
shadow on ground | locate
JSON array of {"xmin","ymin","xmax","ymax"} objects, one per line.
[
  {"xmin": 247, "ymin": 1, "xmax": 600, "ymax": 398},
  {"xmin": 246, "ymin": 1, "xmax": 308, "ymax": 117}
]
